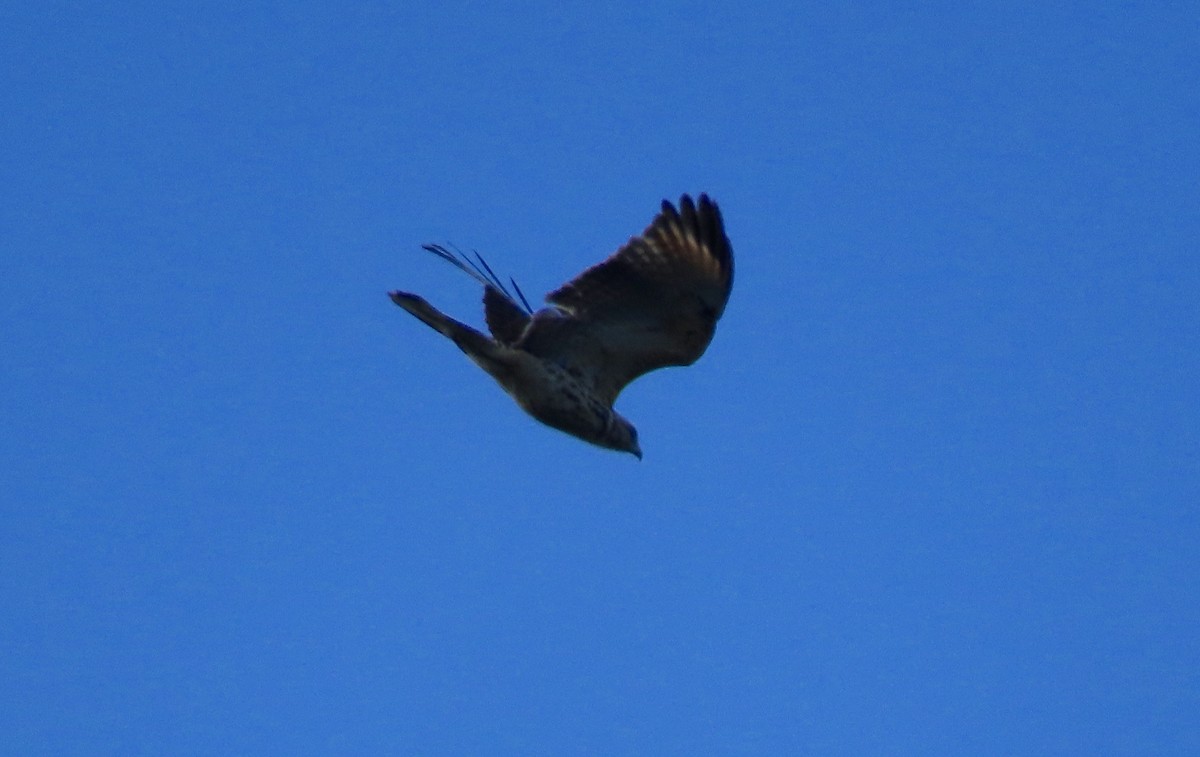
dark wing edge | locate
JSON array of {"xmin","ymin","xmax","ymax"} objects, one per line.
[
  {"xmin": 685, "ymin": 193, "xmax": 734, "ymax": 310},
  {"xmin": 419, "ymin": 243, "xmax": 533, "ymax": 344}
]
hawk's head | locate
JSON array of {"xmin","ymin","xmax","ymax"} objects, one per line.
[{"xmin": 601, "ymin": 415, "xmax": 642, "ymax": 460}]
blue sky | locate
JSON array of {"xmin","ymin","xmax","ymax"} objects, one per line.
[{"xmin": 3, "ymin": 1, "xmax": 1198, "ymax": 753}]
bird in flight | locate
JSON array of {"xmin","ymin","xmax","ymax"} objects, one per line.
[{"xmin": 389, "ymin": 194, "xmax": 734, "ymax": 459}]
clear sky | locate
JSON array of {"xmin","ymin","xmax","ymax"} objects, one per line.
[{"xmin": 3, "ymin": 1, "xmax": 1198, "ymax": 754}]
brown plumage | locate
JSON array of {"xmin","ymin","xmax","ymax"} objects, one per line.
[{"xmin": 389, "ymin": 194, "xmax": 734, "ymax": 458}]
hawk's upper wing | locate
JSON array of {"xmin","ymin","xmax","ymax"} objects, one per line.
[
  {"xmin": 520, "ymin": 194, "xmax": 734, "ymax": 403},
  {"xmin": 420, "ymin": 244, "xmax": 533, "ymax": 345}
]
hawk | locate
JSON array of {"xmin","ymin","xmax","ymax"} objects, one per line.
[{"xmin": 389, "ymin": 194, "xmax": 734, "ymax": 459}]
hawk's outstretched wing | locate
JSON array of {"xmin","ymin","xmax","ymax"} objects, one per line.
[{"xmin": 519, "ymin": 194, "xmax": 734, "ymax": 402}]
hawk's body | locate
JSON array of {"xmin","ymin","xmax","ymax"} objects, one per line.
[{"xmin": 389, "ymin": 194, "xmax": 734, "ymax": 458}]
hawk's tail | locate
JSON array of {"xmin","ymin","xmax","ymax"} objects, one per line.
[{"xmin": 389, "ymin": 291, "xmax": 504, "ymax": 364}]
